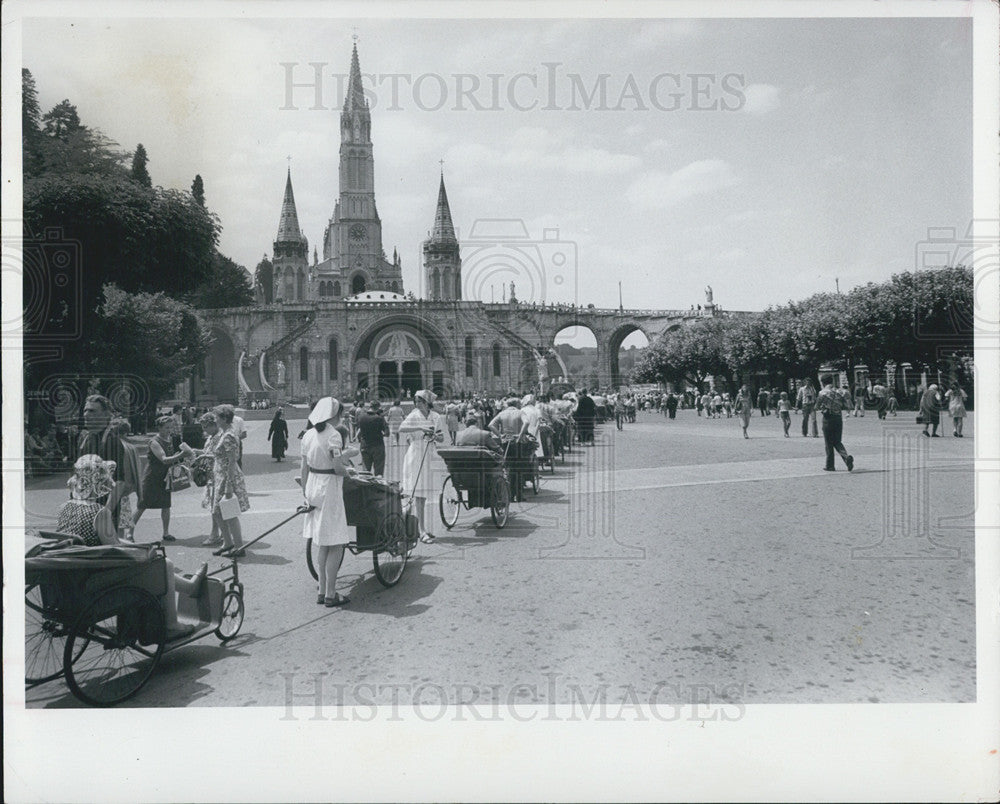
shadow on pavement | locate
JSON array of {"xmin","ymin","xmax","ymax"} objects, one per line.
[{"xmin": 343, "ymin": 560, "xmax": 442, "ymax": 618}]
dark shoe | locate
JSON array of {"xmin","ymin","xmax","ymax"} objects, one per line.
[
  {"xmin": 324, "ymin": 595, "xmax": 350, "ymax": 608},
  {"xmin": 229, "ymin": 548, "xmax": 246, "ymax": 558},
  {"xmin": 846, "ymin": 456, "xmax": 854, "ymax": 472},
  {"xmin": 212, "ymin": 546, "xmax": 231, "ymax": 557},
  {"xmin": 317, "ymin": 595, "xmax": 326, "ymax": 605},
  {"xmin": 162, "ymin": 534, "xmax": 177, "ymax": 542},
  {"xmin": 931, "ymin": 433, "xmax": 940, "ymax": 438},
  {"xmin": 922, "ymin": 430, "xmax": 930, "ymax": 437},
  {"xmin": 823, "ymin": 467, "xmax": 836, "ymax": 472},
  {"xmin": 202, "ymin": 536, "xmax": 224, "ymax": 547}
]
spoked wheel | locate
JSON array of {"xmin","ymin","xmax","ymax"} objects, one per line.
[
  {"xmin": 63, "ymin": 586, "xmax": 165, "ymax": 707},
  {"xmin": 25, "ymin": 584, "xmax": 75, "ymax": 685},
  {"xmin": 490, "ymin": 475, "xmax": 510, "ymax": 529},
  {"xmin": 372, "ymin": 512, "xmax": 408, "ymax": 588},
  {"xmin": 215, "ymin": 590, "xmax": 245, "ymax": 641},
  {"xmin": 306, "ymin": 537, "xmax": 319, "ymax": 580},
  {"xmin": 439, "ymin": 475, "xmax": 462, "ymax": 530},
  {"xmin": 531, "ymin": 458, "xmax": 541, "ymax": 495}
]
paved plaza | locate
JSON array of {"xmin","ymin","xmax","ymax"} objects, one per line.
[{"xmin": 22, "ymin": 408, "xmax": 976, "ymax": 709}]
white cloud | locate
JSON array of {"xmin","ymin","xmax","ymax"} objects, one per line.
[
  {"xmin": 626, "ymin": 159, "xmax": 739, "ymax": 210},
  {"xmin": 742, "ymin": 84, "xmax": 781, "ymax": 115},
  {"xmin": 644, "ymin": 138, "xmax": 671, "ymax": 154}
]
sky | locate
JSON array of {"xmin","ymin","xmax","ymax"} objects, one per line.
[{"xmin": 21, "ymin": 13, "xmax": 973, "ymax": 347}]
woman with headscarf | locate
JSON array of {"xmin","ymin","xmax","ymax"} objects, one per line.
[
  {"xmin": 55, "ymin": 454, "xmax": 208, "ymax": 637},
  {"xmin": 944, "ymin": 382, "xmax": 968, "ymax": 437},
  {"xmin": 268, "ymin": 408, "xmax": 289, "ymax": 462},
  {"xmin": 398, "ymin": 389, "xmax": 444, "ymax": 544},
  {"xmin": 920, "ymin": 384, "xmax": 943, "ymax": 438},
  {"xmin": 300, "ymin": 397, "xmax": 359, "ymax": 607}
]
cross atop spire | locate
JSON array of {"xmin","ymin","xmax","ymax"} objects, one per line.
[
  {"xmin": 276, "ymin": 168, "xmax": 306, "ymax": 244},
  {"xmin": 344, "ymin": 41, "xmax": 366, "ymax": 112},
  {"xmin": 430, "ymin": 172, "xmax": 457, "ymax": 243}
]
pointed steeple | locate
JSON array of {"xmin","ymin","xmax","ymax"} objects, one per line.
[
  {"xmin": 431, "ymin": 173, "xmax": 457, "ymax": 242},
  {"xmin": 344, "ymin": 42, "xmax": 366, "ymax": 112},
  {"xmin": 276, "ymin": 168, "xmax": 305, "ymax": 243}
]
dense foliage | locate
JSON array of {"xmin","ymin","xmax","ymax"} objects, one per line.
[
  {"xmin": 632, "ymin": 266, "xmax": 974, "ymax": 391},
  {"xmin": 22, "ymin": 69, "xmax": 252, "ymax": 413}
]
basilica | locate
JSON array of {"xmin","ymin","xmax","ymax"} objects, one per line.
[{"xmin": 195, "ymin": 45, "xmax": 715, "ymax": 405}]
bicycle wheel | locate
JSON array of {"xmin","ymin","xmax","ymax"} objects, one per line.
[
  {"xmin": 439, "ymin": 475, "xmax": 461, "ymax": 530},
  {"xmin": 490, "ymin": 475, "xmax": 510, "ymax": 529},
  {"xmin": 531, "ymin": 458, "xmax": 540, "ymax": 495},
  {"xmin": 215, "ymin": 590, "xmax": 245, "ymax": 641},
  {"xmin": 306, "ymin": 537, "xmax": 319, "ymax": 580},
  {"xmin": 372, "ymin": 512, "xmax": 408, "ymax": 588},
  {"xmin": 64, "ymin": 586, "xmax": 165, "ymax": 707},
  {"xmin": 25, "ymin": 583, "xmax": 73, "ymax": 685}
]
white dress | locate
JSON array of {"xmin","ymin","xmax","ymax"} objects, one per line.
[
  {"xmin": 400, "ymin": 409, "xmax": 442, "ymax": 498},
  {"xmin": 521, "ymin": 404, "xmax": 545, "ymax": 457},
  {"xmin": 301, "ymin": 426, "xmax": 352, "ymax": 547}
]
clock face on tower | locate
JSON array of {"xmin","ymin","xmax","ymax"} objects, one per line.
[{"xmin": 349, "ymin": 224, "xmax": 367, "ymax": 242}]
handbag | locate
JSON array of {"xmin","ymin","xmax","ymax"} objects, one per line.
[
  {"xmin": 167, "ymin": 464, "xmax": 192, "ymax": 492},
  {"xmin": 915, "ymin": 415, "xmax": 925, "ymax": 424},
  {"xmin": 218, "ymin": 495, "xmax": 241, "ymax": 521}
]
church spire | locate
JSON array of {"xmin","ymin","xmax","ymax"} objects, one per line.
[
  {"xmin": 344, "ymin": 42, "xmax": 366, "ymax": 112},
  {"xmin": 276, "ymin": 168, "xmax": 305, "ymax": 243},
  {"xmin": 431, "ymin": 173, "xmax": 457, "ymax": 243}
]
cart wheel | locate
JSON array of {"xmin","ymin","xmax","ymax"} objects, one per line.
[
  {"xmin": 439, "ymin": 475, "xmax": 462, "ymax": 530},
  {"xmin": 491, "ymin": 475, "xmax": 510, "ymax": 529},
  {"xmin": 531, "ymin": 458, "xmax": 540, "ymax": 494},
  {"xmin": 215, "ymin": 590, "xmax": 245, "ymax": 641},
  {"xmin": 25, "ymin": 583, "xmax": 75, "ymax": 685},
  {"xmin": 373, "ymin": 512, "xmax": 408, "ymax": 588},
  {"xmin": 64, "ymin": 586, "xmax": 165, "ymax": 707},
  {"xmin": 306, "ymin": 537, "xmax": 319, "ymax": 581}
]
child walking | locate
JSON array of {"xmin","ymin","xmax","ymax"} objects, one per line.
[{"xmin": 778, "ymin": 391, "xmax": 792, "ymax": 437}]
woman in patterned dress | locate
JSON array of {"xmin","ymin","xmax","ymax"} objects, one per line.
[{"xmin": 206, "ymin": 404, "xmax": 249, "ymax": 556}]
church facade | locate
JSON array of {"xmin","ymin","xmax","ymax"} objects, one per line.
[{"xmin": 196, "ymin": 45, "xmax": 725, "ymax": 404}]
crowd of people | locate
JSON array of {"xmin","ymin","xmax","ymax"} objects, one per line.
[{"xmin": 29, "ymin": 371, "xmax": 972, "ymax": 618}]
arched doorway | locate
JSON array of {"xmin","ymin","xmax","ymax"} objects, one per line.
[
  {"xmin": 351, "ymin": 274, "xmax": 366, "ymax": 294},
  {"xmin": 553, "ymin": 324, "xmax": 599, "ymax": 389},
  {"xmin": 203, "ymin": 327, "xmax": 237, "ymax": 403},
  {"xmin": 372, "ymin": 329, "xmax": 427, "ymax": 400},
  {"xmin": 611, "ymin": 327, "xmax": 651, "ymax": 389}
]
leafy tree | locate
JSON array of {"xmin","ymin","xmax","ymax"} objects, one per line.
[
  {"xmin": 130, "ymin": 143, "xmax": 151, "ymax": 187},
  {"xmin": 189, "ymin": 252, "xmax": 255, "ymax": 309},
  {"xmin": 22, "ymin": 69, "xmax": 44, "ymax": 177},
  {"xmin": 90, "ymin": 284, "xmax": 211, "ymax": 407},
  {"xmin": 42, "ymin": 99, "xmax": 82, "ymax": 138},
  {"xmin": 191, "ymin": 174, "xmax": 205, "ymax": 206},
  {"xmin": 254, "ymin": 256, "xmax": 274, "ymax": 304}
]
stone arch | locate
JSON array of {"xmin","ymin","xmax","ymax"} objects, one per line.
[
  {"xmin": 352, "ymin": 313, "xmax": 456, "ymax": 399},
  {"xmin": 350, "ymin": 273, "xmax": 367, "ymax": 294},
  {"xmin": 608, "ymin": 323, "xmax": 652, "ymax": 389},
  {"xmin": 391, "ymin": 280, "xmax": 399, "ymax": 293},
  {"xmin": 551, "ymin": 322, "xmax": 600, "ymax": 387},
  {"xmin": 296, "ymin": 268, "xmax": 305, "ymax": 300},
  {"xmin": 334, "ymin": 280, "xmax": 342, "ymax": 297}
]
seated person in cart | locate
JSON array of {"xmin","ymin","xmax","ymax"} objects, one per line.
[
  {"xmin": 55, "ymin": 454, "xmax": 208, "ymax": 638},
  {"xmin": 456, "ymin": 415, "xmax": 501, "ymax": 450}
]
